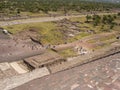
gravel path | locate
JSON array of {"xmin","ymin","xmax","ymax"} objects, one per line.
[{"xmin": 0, "ymin": 13, "xmax": 116, "ymax": 27}]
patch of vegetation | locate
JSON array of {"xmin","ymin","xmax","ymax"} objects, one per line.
[
  {"xmin": 70, "ymin": 16, "xmax": 86, "ymax": 22},
  {"xmin": 94, "ymin": 39, "xmax": 117, "ymax": 50},
  {"xmin": 70, "ymin": 14, "xmax": 120, "ymax": 34},
  {"xmin": 58, "ymin": 48, "xmax": 77, "ymax": 58},
  {"xmin": 39, "ymin": 29, "xmax": 64, "ymax": 44},
  {"xmin": 87, "ymin": 34, "xmax": 116, "ymax": 43},
  {"xmin": 4, "ymin": 22, "xmax": 65, "ymax": 44},
  {"xmin": 4, "ymin": 22, "xmax": 56, "ymax": 34},
  {"xmin": 68, "ymin": 33, "xmax": 90, "ymax": 42},
  {"xmin": 86, "ymin": 14, "xmax": 120, "ymax": 30}
]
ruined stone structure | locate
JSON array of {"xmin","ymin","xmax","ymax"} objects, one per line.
[{"xmin": 24, "ymin": 51, "xmax": 66, "ymax": 69}]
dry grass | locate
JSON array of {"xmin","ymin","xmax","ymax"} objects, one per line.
[{"xmin": 58, "ymin": 48, "xmax": 78, "ymax": 58}]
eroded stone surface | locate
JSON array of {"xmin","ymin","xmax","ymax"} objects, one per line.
[{"xmin": 13, "ymin": 53, "xmax": 120, "ymax": 90}]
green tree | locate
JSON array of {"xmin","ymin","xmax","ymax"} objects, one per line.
[
  {"xmin": 113, "ymin": 15, "xmax": 117, "ymax": 19},
  {"xmin": 110, "ymin": 24, "xmax": 114, "ymax": 29},
  {"xmin": 118, "ymin": 12, "xmax": 120, "ymax": 16},
  {"xmin": 92, "ymin": 15, "xmax": 101, "ymax": 26},
  {"xmin": 107, "ymin": 15, "xmax": 114, "ymax": 24},
  {"xmin": 102, "ymin": 15, "xmax": 107, "ymax": 24},
  {"xmin": 86, "ymin": 15, "xmax": 92, "ymax": 23},
  {"xmin": 17, "ymin": 9, "xmax": 21, "ymax": 14}
]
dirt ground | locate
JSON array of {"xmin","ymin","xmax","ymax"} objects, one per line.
[
  {"xmin": 0, "ymin": 38, "xmax": 45, "ymax": 62},
  {"xmin": 0, "ymin": 13, "xmax": 117, "ymax": 27}
]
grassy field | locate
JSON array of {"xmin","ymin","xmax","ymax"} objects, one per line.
[
  {"xmin": 20, "ymin": 12, "xmax": 48, "ymax": 17},
  {"xmin": 68, "ymin": 33, "xmax": 90, "ymax": 42},
  {"xmin": 58, "ymin": 48, "xmax": 78, "ymax": 58},
  {"xmin": 70, "ymin": 14, "xmax": 120, "ymax": 33},
  {"xmin": 4, "ymin": 22, "xmax": 64, "ymax": 44},
  {"xmin": 4, "ymin": 22, "xmax": 56, "ymax": 34},
  {"xmin": 3, "ymin": 14, "xmax": 120, "ymax": 45},
  {"xmin": 87, "ymin": 34, "xmax": 116, "ymax": 43}
]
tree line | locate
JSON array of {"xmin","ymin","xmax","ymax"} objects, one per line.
[{"xmin": 0, "ymin": 0, "xmax": 120, "ymax": 15}]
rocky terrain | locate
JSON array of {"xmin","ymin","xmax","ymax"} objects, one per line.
[
  {"xmin": 0, "ymin": 14, "xmax": 120, "ymax": 90},
  {"xmin": 12, "ymin": 52, "xmax": 120, "ymax": 90}
]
